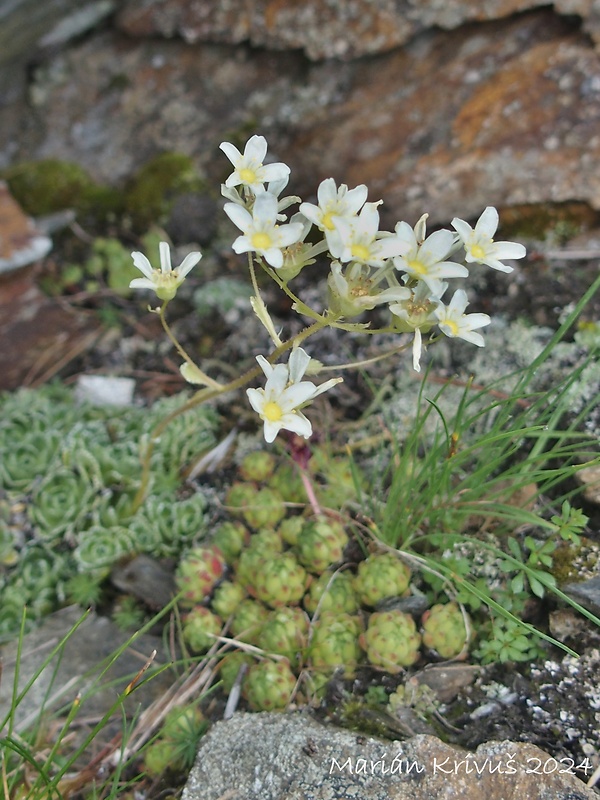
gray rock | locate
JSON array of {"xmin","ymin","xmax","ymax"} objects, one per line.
[
  {"xmin": 0, "ymin": 0, "xmax": 115, "ymax": 68},
  {"xmin": 182, "ymin": 711, "xmax": 598, "ymax": 800},
  {"xmin": 5, "ymin": 10, "xmax": 600, "ymax": 229},
  {"xmin": 74, "ymin": 374, "xmax": 136, "ymax": 406},
  {"xmin": 563, "ymin": 576, "xmax": 600, "ymax": 617},
  {"xmin": 0, "ymin": 606, "xmax": 171, "ymax": 749}
]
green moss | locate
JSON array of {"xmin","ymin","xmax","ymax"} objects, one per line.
[
  {"xmin": 550, "ymin": 541, "xmax": 582, "ymax": 585},
  {"xmin": 498, "ymin": 202, "xmax": 598, "ymax": 243},
  {"xmin": 124, "ymin": 152, "xmax": 206, "ymax": 230},
  {"xmin": 3, "ymin": 159, "xmax": 122, "ymax": 221}
]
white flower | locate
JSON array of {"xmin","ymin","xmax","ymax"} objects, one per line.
[
  {"xmin": 246, "ymin": 348, "xmax": 342, "ymax": 443},
  {"xmin": 393, "ymin": 216, "xmax": 467, "ymax": 296},
  {"xmin": 451, "ymin": 206, "xmax": 526, "ymax": 273},
  {"xmin": 434, "ymin": 289, "xmax": 491, "ymax": 346},
  {"xmin": 299, "ymin": 178, "xmax": 368, "ymax": 256},
  {"xmin": 130, "ymin": 241, "xmax": 201, "ymax": 301},
  {"xmin": 220, "ymin": 135, "xmax": 290, "ymax": 194},
  {"xmin": 224, "ymin": 191, "xmax": 304, "ymax": 269},
  {"xmin": 328, "ymin": 261, "xmax": 411, "ymax": 318},
  {"xmin": 389, "ymin": 281, "xmax": 443, "ymax": 372},
  {"xmin": 333, "ymin": 203, "xmax": 409, "ymax": 268}
]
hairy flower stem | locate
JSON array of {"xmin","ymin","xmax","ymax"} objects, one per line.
[{"xmin": 158, "ymin": 303, "xmax": 223, "ymax": 391}]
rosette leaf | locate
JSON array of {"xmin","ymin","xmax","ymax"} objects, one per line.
[{"xmin": 73, "ymin": 525, "xmax": 135, "ymax": 574}]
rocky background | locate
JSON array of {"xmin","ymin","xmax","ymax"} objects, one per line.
[{"xmin": 2, "ymin": 0, "xmax": 600, "ymax": 230}]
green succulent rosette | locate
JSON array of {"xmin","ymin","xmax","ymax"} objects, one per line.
[
  {"xmin": 218, "ymin": 651, "xmax": 254, "ymax": 693},
  {"xmin": 176, "ymin": 545, "xmax": 226, "ymax": 607},
  {"xmin": 353, "ymin": 552, "xmax": 411, "ymax": 607},
  {"xmin": 0, "ymin": 517, "xmax": 19, "ymax": 567},
  {"xmin": 0, "ymin": 585, "xmax": 33, "ymax": 638},
  {"xmin": 29, "ymin": 468, "xmax": 95, "ymax": 538},
  {"xmin": 243, "ymin": 659, "xmax": 297, "ymax": 711},
  {"xmin": 211, "ymin": 580, "xmax": 246, "ymax": 618},
  {"xmin": 130, "ymin": 492, "xmax": 208, "ymax": 557},
  {"xmin": 294, "ymin": 519, "xmax": 348, "ymax": 575},
  {"xmin": 0, "ymin": 430, "xmax": 62, "ymax": 492},
  {"xmin": 225, "ymin": 482, "xmax": 258, "ymax": 517},
  {"xmin": 241, "ymin": 487, "xmax": 286, "ymax": 530},
  {"xmin": 235, "ymin": 531, "xmax": 283, "ymax": 592},
  {"xmin": 73, "ymin": 525, "xmax": 135, "ymax": 575},
  {"xmin": 303, "ymin": 570, "xmax": 359, "ymax": 616},
  {"xmin": 308, "ymin": 612, "xmax": 363, "ymax": 679},
  {"xmin": 361, "ymin": 610, "xmax": 421, "ymax": 673},
  {"xmin": 312, "ymin": 449, "xmax": 364, "ymax": 509},
  {"xmin": 230, "ymin": 599, "xmax": 269, "ymax": 644},
  {"xmin": 147, "ymin": 397, "xmax": 219, "ymax": 478},
  {"xmin": 260, "ymin": 607, "xmax": 309, "ymax": 668},
  {"xmin": 183, "ymin": 606, "xmax": 223, "ymax": 652},
  {"xmin": 278, "ymin": 515, "xmax": 305, "ymax": 547},
  {"xmin": 239, "ymin": 450, "xmax": 276, "ymax": 482},
  {"xmin": 421, "ymin": 602, "xmax": 471, "ymax": 659},
  {"xmin": 252, "ymin": 552, "xmax": 307, "ymax": 608},
  {"xmin": 212, "ymin": 520, "xmax": 249, "ymax": 564},
  {"xmin": 267, "ymin": 462, "xmax": 306, "ymax": 504}
]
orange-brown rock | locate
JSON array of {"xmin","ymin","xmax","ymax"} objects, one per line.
[
  {"xmin": 5, "ymin": 10, "xmax": 600, "ymax": 230},
  {"xmin": 116, "ymin": 0, "xmax": 591, "ymax": 60},
  {"xmin": 0, "ymin": 184, "xmax": 100, "ymax": 390}
]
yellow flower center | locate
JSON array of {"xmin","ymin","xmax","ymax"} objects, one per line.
[
  {"xmin": 321, "ymin": 212, "xmax": 336, "ymax": 231},
  {"xmin": 351, "ymin": 244, "xmax": 371, "ymax": 262},
  {"xmin": 239, "ymin": 167, "xmax": 258, "ymax": 184},
  {"xmin": 407, "ymin": 259, "xmax": 426, "ymax": 275},
  {"xmin": 263, "ymin": 401, "xmax": 283, "ymax": 422},
  {"xmin": 252, "ymin": 232, "xmax": 273, "ymax": 250},
  {"xmin": 470, "ymin": 243, "xmax": 486, "ymax": 260},
  {"xmin": 444, "ymin": 319, "xmax": 459, "ymax": 336}
]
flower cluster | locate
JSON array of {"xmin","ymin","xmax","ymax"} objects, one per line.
[
  {"xmin": 218, "ymin": 136, "xmax": 524, "ymax": 373},
  {"xmin": 128, "ymin": 134, "xmax": 526, "ymax": 442}
]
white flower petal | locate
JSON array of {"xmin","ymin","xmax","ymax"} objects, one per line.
[
  {"xmin": 448, "ymin": 289, "xmax": 469, "ymax": 314},
  {"xmin": 279, "ymin": 411, "xmax": 312, "ymax": 439},
  {"xmin": 246, "ymin": 387, "xmax": 266, "ymax": 414},
  {"xmin": 224, "ymin": 202, "xmax": 253, "ymax": 232},
  {"xmin": 231, "ymin": 235, "xmax": 254, "ymax": 255},
  {"xmin": 288, "ymin": 348, "xmax": 311, "ymax": 384},
  {"xmin": 278, "ymin": 381, "xmax": 319, "ymax": 411},
  {"xmin": 129, "ymin": 277, "xmax": 156, "ymax": 290},
  {"xmin": 421, "ymin": 229, "xmax": 454, "ymax": 262},
  {"xmin": 475, "ymin": 206, "xmax": 499, "ymax": 238},
  {"xmin": 317, "ymin": 178, "xmax": 337, "ymax": 206},
  {"xmin": 345, "ymin": 184, "xmax": 368, "ymax": 214},
  {"xmin": 177, "ymin": 251, "xmax": 202, "ymax": 278},
  {"xmin": 219, "ymin": 141, "xmax": 243, "ymax": 165},
  {"xmin": 264, "ymin": 363, "xmax": 289, "ymax": 396},
  {"xmin": 263, "ymin": 248, "xmax": 284, "ymax": 269},
  {"xmin": 244, "ymin": 134, "xmax": 268, "ymax": 163},
  {"xmin": 464, "ymin": 312, "xmax": 491, "ymax": 330},
  {"xmin": 492, "ymin": 241, "xmax": 527, "ymax": 260},
  {"xmin": 255, "ymin": 355, "xmax": 274, "ymax": 379},
  {"xmin": 253, "ymin": 192, "xmax": 279, "ymax": 226},
  {"xmin": 131, "ymin": 252, "xmax": 154, "ymax": 279},
  {"xmin": 263, "ymin": 419, "xmax": 282, "ymax": 443},
  {"xmin": 159, "ymin": 242, "xmax": 172, "ymax": 274},
  {"xmin": 450, "ymin": 217, "xmax": 474, "ymax": 241},
  {"xmin": 260, "ymin": 163, "xmax": 291, "ymax": 184},
  {"xmin": 274, "ymin": 222, "xmax": 304, "ymax": 248}
]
